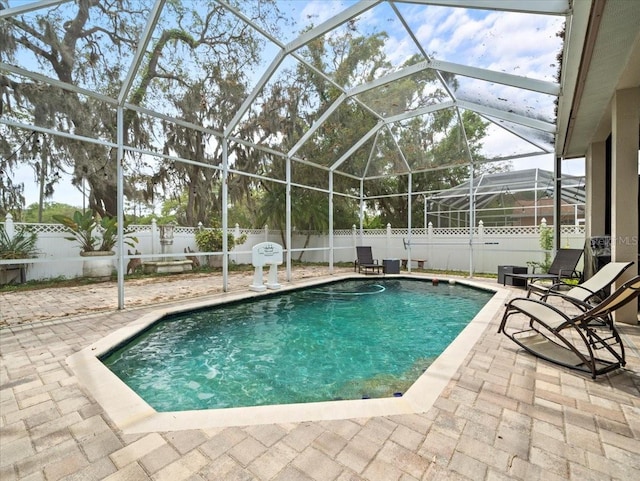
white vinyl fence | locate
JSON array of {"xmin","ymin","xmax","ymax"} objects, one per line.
[{"xmin": 2, "ymin": 215, "xmax": 586, "ymax": 283}]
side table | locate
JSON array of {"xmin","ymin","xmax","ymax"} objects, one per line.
[
  {"xmin": 498, "ymin": 265, "xmax": 528, "ymax": 287},
  {"xmin": 383, "ymin": 259, "xmax": 400, "ymax": 274}
]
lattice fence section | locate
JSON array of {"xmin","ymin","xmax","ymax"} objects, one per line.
[
  {"xmin": 359, "ymin": 229, "xmax": 387, "ymax": 236},
  {"xmin": 172, "ymin": 226, "xmax": 197, "ymax": 235},
  {"xmin": 482, "ymin": 225, "xmax": 539, "ymax": 236},
  {"xmin": 561, "ymin": 225, "xmax": 585, "ymax": 235},
  {"xmin": 432, "ymin": 227, "xmax": 478, "ymax": 236},
  {"xmin": 10, "ymin": 222, "xmax": 68, "ymax": 234},
  {"xmin": 130, "ymin": 224, "xmax": 154, "ymax": 234}
]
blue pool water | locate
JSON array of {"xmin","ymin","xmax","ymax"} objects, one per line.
[{"xmin": 101, "ymin": 278, "xmax": 492, "ymax": 411}]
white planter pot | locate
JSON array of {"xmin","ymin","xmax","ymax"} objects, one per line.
[
  {"xmin": 80, "ymin": 251, "xmax": 114, "ymax": 279},
  {"xmin": 207, "ymin": 252, "xmax": 233, "ymax": 268}
]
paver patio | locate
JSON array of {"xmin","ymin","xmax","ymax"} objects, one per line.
[{"xmin": 1, "ymin": 268, "xmax": 639, "ymax": 480}]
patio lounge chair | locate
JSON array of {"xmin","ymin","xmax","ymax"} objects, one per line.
[
  {"xmin": 498, "ymin": 275, "xmax": 640, "ymax": 379},
  {"xmin": 502, "ymin": 248, "xmax": 583, "ymax": 289},
  {"xmin": 355, "ymin": 246, "xmax": 382, "ymax": 275},
  {"xmin": 532, "ymin": 261, "xmax": 635, "ymax": 329},
  {"xmin": 532, "ymin": 261, "xmax": 634, "ymax": 305}
]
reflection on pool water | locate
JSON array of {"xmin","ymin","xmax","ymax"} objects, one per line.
[{"xmin": 101, "ymin": 278, "xmax": 492, "ymax": 412}]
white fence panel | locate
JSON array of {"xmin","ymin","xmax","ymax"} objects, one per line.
[{"xmin": 1, "ymin": 219, "xmax": 586, "ymax": 282}]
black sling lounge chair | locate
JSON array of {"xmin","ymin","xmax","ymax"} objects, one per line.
[
  {"xmin": 498, "ymin": 275, "xmax": 640, "ymax": 379},
  {"xmin": 355, "ymin": 246, "xmax": 382, "ymax": 274},
  {"xmin": 502, "ymin": 248, "xmax": 583, "ymax": 289}
]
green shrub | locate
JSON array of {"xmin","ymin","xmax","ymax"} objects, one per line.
[
  {"xmin": 195, "ymin": 227, "xmax": 247, "ymax": 252},
  {"xmin": 527, "ymin": 223, "xmax": 553, "ymax": 273}
]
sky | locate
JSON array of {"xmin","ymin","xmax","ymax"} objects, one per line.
[
  {"xmin": 15, "ymin": 166, "xmax": 85, "ymax": 208},
  {"xmin": 7, "ymin": 0, "xmax": 586, "ymax": 210}
]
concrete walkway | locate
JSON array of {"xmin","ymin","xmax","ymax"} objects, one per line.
[{"xmin": 1, "ymin": 269, "xmax": 639, "ymax": 480}]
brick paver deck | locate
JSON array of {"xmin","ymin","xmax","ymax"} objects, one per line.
[{"xmin": 1, "ymin": 269, "xmax": 639, "ymax": 480}]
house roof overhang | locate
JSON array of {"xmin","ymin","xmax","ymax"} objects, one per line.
[{"xmin": 557, "ymin": 0, "xmax": 640, "ymax": 159}]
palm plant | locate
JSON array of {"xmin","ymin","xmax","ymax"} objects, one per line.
[
  {"xmin": 0, "ymin": 224, "xmax": 39, "ymax": 260},
  {"xmin": 53, "ymin": 211, "xmax": 137, "ymax": 253}
]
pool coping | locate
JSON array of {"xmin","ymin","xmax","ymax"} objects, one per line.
[{"xmin": 66, "ymin": 273, "xmax": 510, "ymax": 433}]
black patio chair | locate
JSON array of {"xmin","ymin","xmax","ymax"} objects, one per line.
[
  {"xmin": 355, "ymin": 246, "xmax": 382, "ymax": 275},
  {"xmin": 503, "ymin": 248, "xmax": 583, "ymax": 289}
]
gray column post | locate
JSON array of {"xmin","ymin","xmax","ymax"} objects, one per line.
[{"xmin": 611, "ymin": 87, "xmax": 639, "ymax": 324}]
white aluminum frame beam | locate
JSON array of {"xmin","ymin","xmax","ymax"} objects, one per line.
[
  {"xmin": 126, "ymin": 103, "xmax": 224, "ymax": 140},
  {"xmin": 429, "ymin": 59, "xmax": 560, "ymax": 96},
  {"xmin": 0, "ymin": 118, "xmax": 118, "ymax": 148},
  {"xmin": 457, "ymin": 99, "xmax": 556, "ymax": 133},
  {"xmin": 0, "ymin": 0, "xmax": 68, "ymax": 18},
  {"xmin": 330, "ymin": 122, "xmax": 384, "ymax": 172},
  {"xmin": 115, "ymin": 0, "xmax": 166, "ymax": 308},
  {"xmin": 0, "ymin": 63, "xmax": 118, "ymax": 105},
  {"xmin": 289, "ymin": 56, "xmax": 557, "ymax": 160},
  {"xmin": 362, "ymin": 131, "xmax": 381, "ymax": 179},
  {"xmin": 225, "ymin": 50, "xmax": 286, "ymax": 137},
  {"xmin": 385, "ymin": 123, "xmax": 411, "ymax": 173},
  {"xmin": 349, "ymin": 58, "xmax": 559, "ymax": 98},
  {"xmin": 382, "ymin": 100, "xmax": 455, "ymax": 125},
  {"xmin": 479, "ymin": 114, "xmax": 554, "ymax": 153},
  {"xmin": 348, "ymin": 61, "xmax": 431, "ymax": 96},
  {"xmin": 218, "ymin": 0, "xmax": 385, "ymax": 143},
  {"xmin": 118, "ymin": 0, "xmax": 165, "ymax": 105},
  {"xmin": 218, "ymin": 0, "xmax": 286, "ymax": 49},
  {"xmin": 288, "ymin": 93, "xmax": 348, "ymax": 158},
  {"xmin": 285, "ymin": 1, "xmax": 382, "ymax": 53}
]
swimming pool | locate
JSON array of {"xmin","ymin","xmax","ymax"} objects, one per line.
[
  {"xmin": 67, "ymin": 274, "xmax": 506, "ymax": 432},
  {"xmin": 101, "ymin": 278, "xmax": 492, "ymax": 412}
]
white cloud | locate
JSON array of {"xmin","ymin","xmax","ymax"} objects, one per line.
[
  {"xmin": 407, "ymin": 6, "xmax": 563, "ymax": 80},
  {"xmin": 383, "ymin": 35, "xmax": 417, "ymax": 66}
]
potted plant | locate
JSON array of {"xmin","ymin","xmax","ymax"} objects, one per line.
[
  {"xmin": 527, "ymin": 221, "xmax": 554, "ymax": 274},
  {"xmin": 0, "ymin": 223, "xmax": 39, "ymax": 285},
  {"xmin": 195, "ymin": 224, "xmax": 247, "ymax": 268},
  {"xmin": 53, "ymin": 211, "xmax": 138, "ymax": 279}
]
